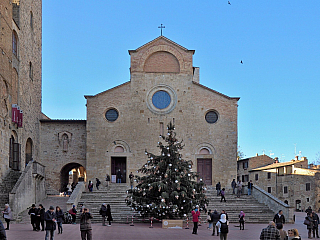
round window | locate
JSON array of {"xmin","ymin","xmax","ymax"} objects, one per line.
[
  {"xmin": 205, "ymin": 111, "xmax": 218, "ymax": 124},
  {"xmin": 105, "ymin": 109, "xmax": 119, "ymax": 122},
  {"xmin": 152, "ymin": 90, "xmax": 171, "ymax": 109}
]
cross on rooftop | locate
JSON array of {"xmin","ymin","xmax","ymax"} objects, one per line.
[{"xmin": 158, "ymin": 24, "xmax": 165, "ymax": 36}]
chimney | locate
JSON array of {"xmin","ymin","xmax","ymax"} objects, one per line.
[{"xmin": 295, "ymin": 156, "xmax": 299, "ymax": 161}]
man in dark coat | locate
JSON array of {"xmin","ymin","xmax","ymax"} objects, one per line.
[
  {"xmin": 312, "ymin": 211, "xmax": 320, "ymax": 238},
  {"xmin": 247, "ymin": 180, "xmax": 253, "ymax": 195},
  {"xmin": 211, "ymin": 209, "xmax": 220, "ymax": 236},
  {"xmin": 231, "ymin": 179, "xmax": 236, "ymax": 194},
  {"xmin": 44, "ymin": 206, "xmax": 56, "ymax": 240},
  {"xmin": 0, "ymin": 219, "xmax": 7, "ymax": 240},
  {"xmin": 99, "ymin": 203, "xmax": 107, "ymax": 226},
  {"xmin": 216, "ymin": 182, "xmax": 221, "ymax": 196},
  {"xmin": 28, "ymin": 204, "xmax": 38, "ymax": 231},
  {"xmin": 80, "ymin": 208, "xmax": 93, "ymax": 240},
  {"xmin": 306, "ymin": 206, "xmax": 313, "ymax": 215},
  {"xmin": 273, "ymin": 210, "xmax": 285, "ymax": 225},
  {"xmin": 116, "ymin": 169, "xmax": 122, "ymax": 183},
  {"xmin": 38, "ymin": 204, "xmax": 45, "ymax": 231}
]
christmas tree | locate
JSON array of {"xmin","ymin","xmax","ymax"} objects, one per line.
[{"xmin": 126, "ymin": 122, "xmax": 208, "ymax": 219}]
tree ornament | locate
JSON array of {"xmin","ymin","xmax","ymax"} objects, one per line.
[{"xmin": 175, "ymin": 180, "xmax": 178, "ymax": 183}]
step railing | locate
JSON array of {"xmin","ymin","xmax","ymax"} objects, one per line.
[
  {"xmin": 67, "ymin": 181, "xmax": 85, "ymax": 210},
  {"xmin": 251, "ymin": 185, "xmax": 294, "ymax": 223}
]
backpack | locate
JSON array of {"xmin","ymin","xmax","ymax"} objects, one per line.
[{"xmin": 219, "ymin": 220, "xmax": 228, "ymax": 233}]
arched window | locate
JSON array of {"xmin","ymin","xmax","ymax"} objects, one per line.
[
  {"xmin": 199, "ymin": 148, "xmax": 210, "ymax": 155},
  {"xmin": 12, "ymin": 31, "xmax": 18, "ymax": 56},
  {"xmin": 114, "ymin": 146, "xmax": 124, "ymax": 153},
  {"xmin": 25, "ymin": 138, "xmax": 33, "ymax": 166},
  {"xmin": 9, "ymin": 133, "xmax": 20, "ymax": 170}
]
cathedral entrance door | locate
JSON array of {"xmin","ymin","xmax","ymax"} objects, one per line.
[
  {"xmin": 111, "ymin": 157, "xmax": 126, "ymax": 183},
  {"xmin": 197, "ymin": 158, "xmax": 212, "ymax": 185}
]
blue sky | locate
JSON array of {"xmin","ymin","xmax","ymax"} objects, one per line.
[{"xmin": 42, "ymin": 1, "xmax": 320, "ymax": 163}]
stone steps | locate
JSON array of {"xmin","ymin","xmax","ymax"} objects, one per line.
[
  {"xmin": 77, "ymin": 184, "xmax": 275, "ymax": 224},
  {"xmin": 0, "ymin": 170, "xmax": 21, "ymax": 207}
]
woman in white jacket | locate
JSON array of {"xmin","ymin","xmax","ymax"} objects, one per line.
[
  {"xmin": 216, "ymin": 214, "xmax": 229, "ymax": 240},
  {"xmin": 2, "ymin": 204, "xmax": 12, "ymax": 230}
]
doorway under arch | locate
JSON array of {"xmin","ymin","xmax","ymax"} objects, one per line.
[{"xmin": 60, "ymin": 163, "xmax": 86, "ymax": 192}]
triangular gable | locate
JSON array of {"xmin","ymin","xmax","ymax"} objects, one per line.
[{"xmin": 84, "ymin": 81, "xmax": 130, "ymax": 99}]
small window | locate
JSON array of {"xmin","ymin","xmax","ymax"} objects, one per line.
[
  {"xmin": 284, "ymin": 186, "xmax": 288, "ymax": 194},
  {"xmin": 205, "ymin": 110, "xmax": 219, "ymax": 124},
  {"xmin": 307, "ymin": 198, "xmax": 310, "ymax": 202},
  {"xmin": 237, "ymin": 163, "xmax": 239, "ymax": 170},
  {"xmin": 243, "ymin": 161, "xmax": 248, "ymax": 169},
  {"xmin": 306, "ymin": 183, "xmax": 311, "ymax": 191},
  {"xmin": 267, "ymin": 172, "xmax": 271, "ymax": 179},
  {"xmin": 105, "ymin": 108, "xmax": 119, "ymax": 122},
  {"xmin": 29, "ymin": 62, "xmax": 33, "ymax": 80},
  {"xmin": 12, "ymin": 31, "xmax": 18, "ymax": 56},
  {"xmin": 30, "ymin": 11, "xmax": 33, "ymax": 30},
  {"xmin": 268, "ymin": 187, "xmax": 272, "ymax": 193},
  {"xmin": 255, "ymin": 174, "xmax": 258, "ymax": 181}
]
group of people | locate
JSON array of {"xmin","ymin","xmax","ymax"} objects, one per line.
[
  {"xmin": 304, "ymin": 206, "xmax": 320, "ymax": 239},
  {"xmin": 260, "ymin": 221, "xmax": 301, "ymax": 240},
  {"xmin": 216, "ymin": 179, "xmax": 252, "ymax": 202},
  {"xmin": 99, "ymin": 203, "xmax": 113, "ymax": 226}
]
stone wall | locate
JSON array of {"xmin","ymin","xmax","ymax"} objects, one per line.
[{"xmin": 40, "ymin": 120, "xmax": 86, "ymax": 194}]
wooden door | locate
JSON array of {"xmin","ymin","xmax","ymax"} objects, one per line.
[
  {"xmin": 197, "ymin": 158, "xmax": 212, "ymax": 185},
  {"xmin": 111, "ymin": 157, "xmax": 126, "ymax": 183}
]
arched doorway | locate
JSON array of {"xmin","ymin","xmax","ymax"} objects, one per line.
[
  {"xmin": 197, "ymin": 147, "xmax": 212, "ymax": 185},
  {"xmin": 25, "ymin": 138, "xmax": 33, "ymax": 166},
  {"xmin": 60, "ymin": 163, "xmax": 86, "ymax": 193}
]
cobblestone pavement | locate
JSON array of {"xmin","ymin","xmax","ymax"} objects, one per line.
[{"xmin": 3, "ymin": 212, "xmax": 309, "ymax": 240}]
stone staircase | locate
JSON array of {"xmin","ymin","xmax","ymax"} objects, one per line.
[
  {"xmin": 0, "ymin": 170, "xmax": 21, "ymax": 209},
  {"xmin": 77, "ymin": 184, "xmax": 275, "ymax": 224},
  {"xmin": 77, "ymin": 183, "xmax": 135, "ymax": 223},
  {"xmin": 205, "ymin": 187, "xmax": 275, "ymax": 223}
]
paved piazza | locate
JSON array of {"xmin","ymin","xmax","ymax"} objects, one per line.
[{"xmin": 4, "ymin": 212, "xmax": 309, "ymax": 240}]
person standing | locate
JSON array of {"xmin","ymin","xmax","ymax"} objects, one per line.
[
  {"xmin": 69, "ymin": 205, "xmax": 77, "ymax": 224},
  {"xmin": 239, "ymin": 211, "xmax": 245, "ymax": 230},
  {"xmin": 88, "ymin": 181, "xmax": 93, "ymax": 192},
  {"xmin": 106, "ymin": 204, "xmax": 113, "ymax": 226},
  {"xmin": 216, "ymin": 214, "xmax": 229, "ymax": 240},
  {"xmin": 116, "ymin": 169, "xmax": 122, "ymax": 183},
  {"xmin": 305, "ymin": 213, "xmax": 314, "ymax": 239},
  {"xmin": 55, "ymin": 206, "xmax": 64, "ymax": 234},
  {"xmin": 80, "ymin": 208, "xmax": 93, "ymax": 240},
  {"xmin": 2, "ymin": 204, "xmax": 12, "ymax": 230},
  {"xmin": 38, "ymin": 204, "xmax": 45, "ymax": 231},
  {"xmin": 231, "ymin": 179, "xmax": 236, "ymax": 194},
  {"xmin": 306, "ymin": 206, "xmax": 313, "ymax": 215},
  {"xmin": 288, "ymin": 228, "xmax": 301, "ymax": 240},
  {"xmin": 236, "ymin": 180, "xmax": 242, "ymax": 198},
  {"xmin": 28, "ymin": 204, "xmax": 38, "ymax": 231},
  {"xmin": 44, "ymin": 206, "xmax": 56, "ymax": 240},
  {"xmin": 0, "ymin": 219, "xmax": 7, "ymax": 240},
  {"xmin": 191, "ymin": 205, "xmax": 200, "ymax": 235},
  {"xmin": 211, "ymin": 209, "xmax": 220, "ymax": 236},
  {"xmin": 95, "ymin": 178, "xmax": 101, "ymax": 190},
  {"xmin": 273, "ymin": 210, "xmax": 285, "ymax": 225},
  {"xmin": 220, "ymin": 188, "xmax": 226, "ymax": 202},
  {"xmin": 276, "ymin": 223, "xmax": 287, "ymax": 240},
  {"xmin": 216, "ymin": 182, "xmax": 221, "ymax": 196},
  {"xmin": 129, "ymin": 172, "xmax": 134, "ymax": 190},
  {"xmin": 99, "ymin": 203, "xmax": 107, "ymax": 226},
  {"xmin": 207, "ymin": 210, "xmax": 213, "ymax": 229},
  {"xmin": 260, "ymin": 221, "xmax": 280, "ymax": 240},
  {"xmin": 312, "ymin": 211, "xmax": 320, "ymax": 238},
  {"xmin": 67, "ymin": 183, "xmax": 72, "ymax": 196},
  {"xmin": 247, "ymin": 180, "xmax": 253, "ymax": 195},
  {"xmin": 106, "ymin": 174, "xmax": 110, "ymax": 187}
]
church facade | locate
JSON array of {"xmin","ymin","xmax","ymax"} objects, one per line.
[{"xmin": 41, "ymin": 36, "xmax": 240, "ymax": 193}]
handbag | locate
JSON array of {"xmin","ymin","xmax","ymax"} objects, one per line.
[{"xmin": 304, "ymin": 219, "xmax": 311, "ymax": 225}]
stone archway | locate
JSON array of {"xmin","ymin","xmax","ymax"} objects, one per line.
[{"xmin": 60, "ymin": 163, "xmax": 86, "ymax": 193}]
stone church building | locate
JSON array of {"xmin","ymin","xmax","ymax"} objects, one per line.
[{"xmin": 42, "ymin": 36, "xmax": 240, "ymax": 194}]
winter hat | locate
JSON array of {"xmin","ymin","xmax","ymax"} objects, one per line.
[{"xmin": 49, "ymin": 206, "xmax": 54, "ymax": 210}]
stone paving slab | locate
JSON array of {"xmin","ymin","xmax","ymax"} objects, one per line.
[{"xmin": 4, "ymin": 212, "xmax": 309, "ymax": 240}]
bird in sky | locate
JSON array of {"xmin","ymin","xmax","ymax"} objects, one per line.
[
  {"xmin": 240, "ymin": 60, "xmax": 243, "ymax": 64},
  {"xmin": 228, "ymin": 1, "xmax": 231, "ymax": 5}
]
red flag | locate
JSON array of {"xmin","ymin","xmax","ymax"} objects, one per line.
[{"xmin": 12, "ymin": 104, "xmax": 18, "ymax": 123}]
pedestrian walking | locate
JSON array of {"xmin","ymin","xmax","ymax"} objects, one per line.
[
  {"xmin": 106, "ymin": 204, "xmax": 113, "ymax": 226},
  {"xmin": 88, "ymin": 181, "xmax": 93, "ymax": 192},
  {"xmin": 106, "ymin": 174, "xmax": 110, "ymax": 187},
  {"xmin": 220, "ymin": 188, "xmax": 226, "ymax": 202},
  {"xmin": 0, "ymin": 219, "xmax": 7, "ymax": 240},
  {"xmin": 55, "ymin": 206, "xmax": 64, "ymax": 234},
  {"xmin": 2, "ymin": 204, "xmax": 12, "ymax": 230},
  {"xmin": 207, "ymin": 210, "xmax": 213, "ymax": 229},
  {"xmin": 231, "ymin": 179, "xmax": 236, "ymax": 194},
  {"xmin": 260, "ymin": 221, "xmax": 280, "ymax": 240},
  {"xmin": 236, "ymin": 180, "xmax": 242, "ymax": 198},
  {"xmin": 191, "ymin": 205, "xmax": 200, "ymax": 235},
  {"xmin": 312, "ymin": 211, "xmax": 320, "ymax": 238},
  {"xmin": 44, "ymin": 206, "xmax": 56, "ymax": 240},
  {"xmin": 28, "ymin": 204, "xmax": 38, "ymax": 231},
  {"xmin": 276, "ymin": 223, "xmax": 287, "ymax": 240},
  {"xmin": 239, "ymin": 211, "xmax": 245, "ymax": 230},
  {"xmin": 95, "ymin": 178, "xmax": 101, "ymax": 190},
  {"xmin": 129, "ymin": 172, "xmax": 134, "ymax": 190},
  {"xmin": 80, "ymin": 208, "xmax": 93, "ymax": 240},
  {"xmin": 69, "ymin": 205, "xmax": 77, "ymax": 224},
  {"xmin": 305, "ymin": 212, "xmax": 314, "ymax": 239},
  {"xmin": 99, "ymin": 203, "xmax": 107, "ymax": 226},
  {"xmin": 273, "ymin": 210, "xmax": 285, "ymax": 225},
  {"xmin": 247, "ymin": 180, "xmax": 253, "ymax": 195},
  {"xmin": 216, "ymin": 182, "xmax": 221, "ymax": 196},
  {"xmin": 38, "ymin": 204, "xmax": 45, "ymax": 231},
  {"xmin": 216, "ymin": 213, "xmax": 229, "ymax": 240},
  {"xmin": 287, "ymin": 228, "xmax": 301, "ymax": 240},
  {"xmin": 211, "ymin": 209, "xmax": 220, "ymax": 236}
]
